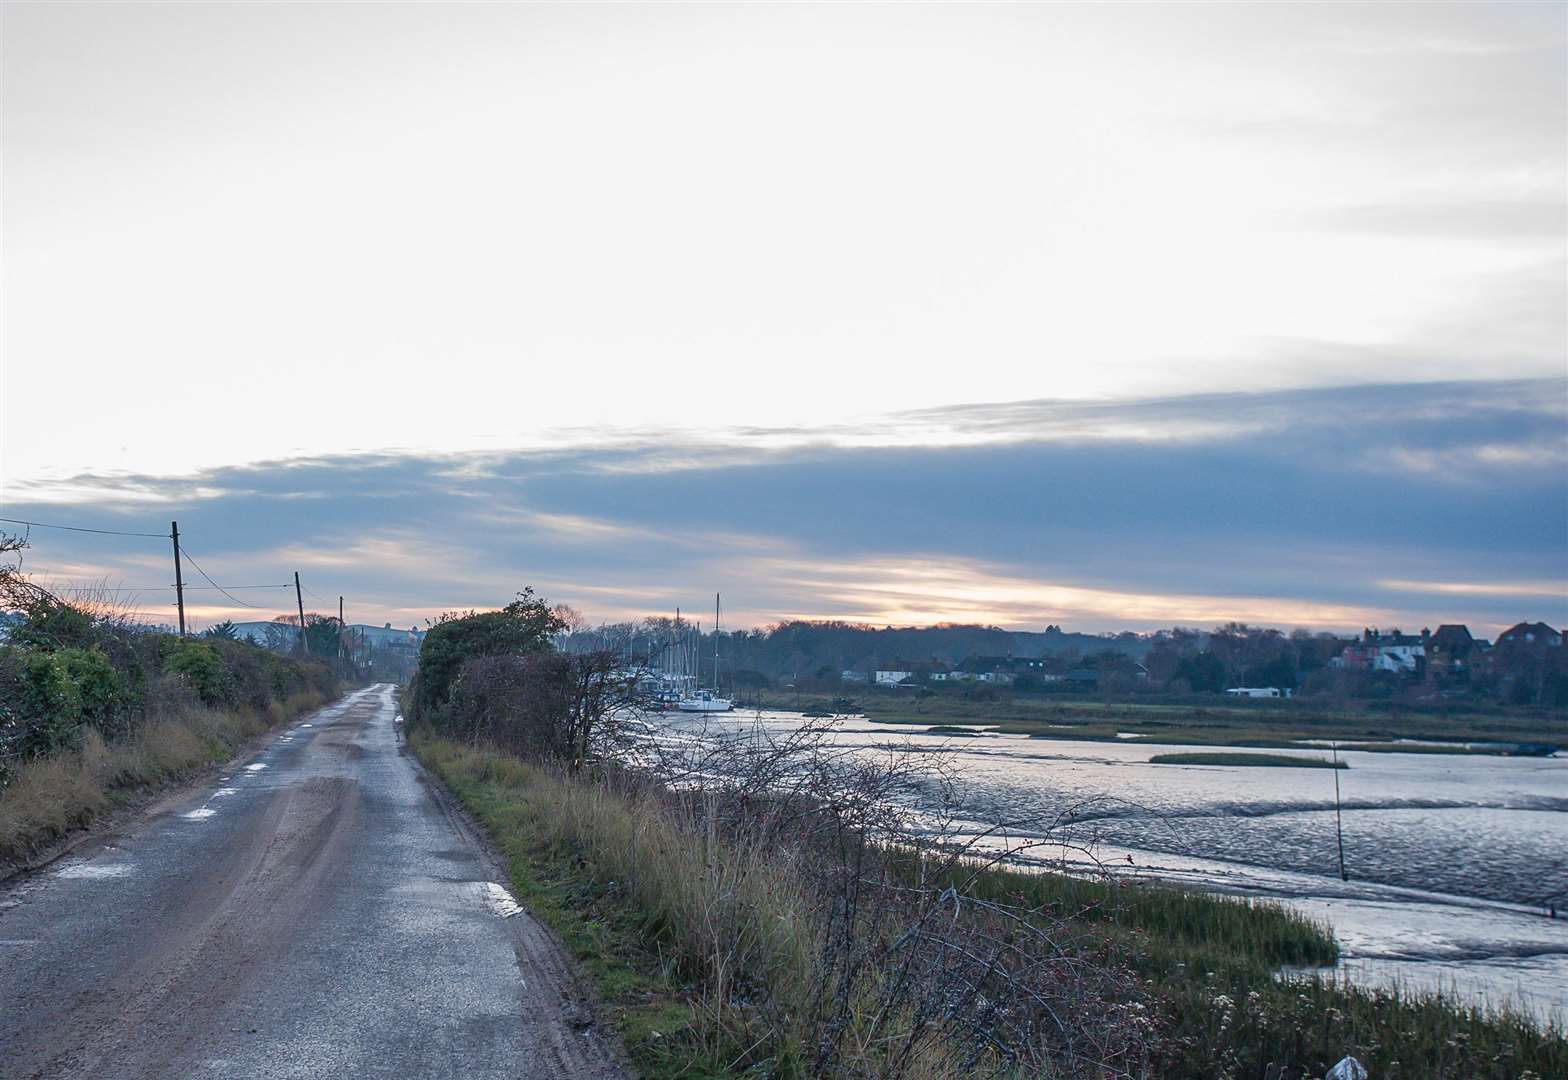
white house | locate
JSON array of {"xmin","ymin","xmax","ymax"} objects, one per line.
[
  {"xmin": 1225, "ymin": 687, "xmax": 1288, "ymax": 699},
  {"xmin": 875, "ymin": 670, "xmax": 913, "ymax": 686}
]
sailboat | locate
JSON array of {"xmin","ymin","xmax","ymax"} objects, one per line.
[{"xmin": 678, "ymin": 593, "xmax": 734, "ymax": 712}]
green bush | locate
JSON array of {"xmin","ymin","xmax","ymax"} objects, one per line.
[
  {"xmin": 57, "ymin": 647, "xmax": 133, "ymax": 741},
  {"xmin": 409, "ymin": 589, "xmax": 563, "ymax": 722},
  {"xmin": 3, "ymin": 598, "xmax": 94, "ymax": 651},
  {"xmin": 1, "ymin": 649, "xmax": 83, "ymax": 758},
  {"xmin": 160, "ymin": 638, "xmax": 233, "ymax": 706}
]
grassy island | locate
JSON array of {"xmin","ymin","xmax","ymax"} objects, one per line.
[{"xmin": 1150, "ymin": 751, "xmax": 1348, "ymax": 768}]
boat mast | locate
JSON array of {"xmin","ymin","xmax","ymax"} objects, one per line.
[{"xmin": 714, "ymin": 592, "xmax": 721, "ymax": 693}]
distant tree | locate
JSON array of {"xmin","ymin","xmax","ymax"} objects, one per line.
[
  {"xmin": 204, "ymin": 620, "xmax": 239, "ymax": 641},
  {"xmin": 263, "ymin": 618, "xmax": 299, "ymax": 653},
  {"xmin": 409, "ymin": 588, "xmax": 565, "ymax": 723},
  {"xmin": 1175, "ymin": 652, "xmax": 1227, "ymax": 693},
  {"xmin": 303, "ymin": 614, "xmax": 340, "ymax": 658}
]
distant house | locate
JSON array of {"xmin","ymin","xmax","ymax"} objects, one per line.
[
  {"xmin": 1427, "ymin": 624, "xmax": 1481, "ymax": 680},
  {"xmin": 1225, "ymin": 687, "xmax": 1287, "ymax": 699},
  {"xmin": 1486, "ymin": 622, "xmax": 1565, "ymax": 702},
  {"xmin": 1496, "ymin": 622, "xmax": 1563, "ymax": 648},
  {"xmin": 840, "ymin": 669, "xmax": 868, "ymax": 683},
  {"xmin": 952, "ymin": 656, "xmax": 1018, "ymax": 685},
  {"xmin": 1333, "ymin": 628, "xmax": 1424, "ymax": 674},
  {"xmin": 875, "ymin": 670, "xmax": 913, "ymax": 686}
]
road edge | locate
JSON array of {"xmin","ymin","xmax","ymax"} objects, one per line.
[
  {"xmin": 399, "ymin": 729, "xmax": 632, "ymax": 1077},
  {"xmin": 0, "ymin": 686, "xmax": 369, "ymax": 887}
]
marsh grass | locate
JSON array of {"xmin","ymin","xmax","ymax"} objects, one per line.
[
  {"xmin": 416, "ymin": 733, "xmax": 1563, "ymax": 1080},
  {"xmin": 0, "ymin": 689, "xmax": 327, "ymax": 863},
  {"xmin": 767, "ymin": 691, "xmax": 1565, "ymax": 752}
]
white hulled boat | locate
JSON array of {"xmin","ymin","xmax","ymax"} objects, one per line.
[{"xmin": 678, "ymin": 593, "xmax": 733, "ymax": 713}]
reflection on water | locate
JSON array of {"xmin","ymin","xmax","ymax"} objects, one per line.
[{"xmin": 656, "ymin": 709, "xmax": 1568, "ymax": 1024}]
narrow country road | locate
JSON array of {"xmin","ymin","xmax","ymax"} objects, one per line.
[{"xmin": 0, "ymin": 684, "xmax": 625, "ymax": 1079}]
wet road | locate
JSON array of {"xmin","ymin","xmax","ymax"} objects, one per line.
[{"xmin": 0, "ymin": 684, "xmax": 624, "ymax": 1080}]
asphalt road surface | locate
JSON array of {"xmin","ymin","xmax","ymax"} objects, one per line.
[{"xmin": 0, "ymin": 684, "xmax": 625, "ymax": 1079}]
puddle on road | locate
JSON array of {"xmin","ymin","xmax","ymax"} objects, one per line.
[
  {"xmin": 183, "ymin": 808, "xmax": 218, "ymax": 820},
  {"xmin": 473, "ymin": 881, "xmax": 524, "ymax": 918},
  {"xmin": 55, "ymin": 862, "xmax": 132, "ymax": 879},
  {"xmin": 213, "ymin": 787, "xmax": 238, "ymax": 797},
  {"xmin": 245, "ymin": 763, "xmax": 269, "ymax": 772}
]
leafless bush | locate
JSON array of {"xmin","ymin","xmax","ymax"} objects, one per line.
[
  {"xmin": 447, "ymin": 649, "xmax": 649, "ymax": 769},
  {"xmin": 615, "ymin": 716, "xmax": 1154, "ymax": 1077}
]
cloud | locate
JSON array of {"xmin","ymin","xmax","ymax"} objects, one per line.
[
  {"xmin": 2, "ymin": 380, "xmax": 1564, "ymax": 634},
  {"xmin": 1286, "ymin": 202, "xmax": 1568, "ymax": 240}
]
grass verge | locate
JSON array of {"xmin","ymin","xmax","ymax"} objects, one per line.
[
  {"xmin": 0, "ymin": 689, "xmax": 331, "ymax": 865},
  {"xmin": 414, "ymin": 731, "xmax": 766, "ymax": 1079},
  {"xmin": 1149, "ymin": 752, "xmax": 1347, "ymax": 768},
  {"xmin": 413, "ymin": 733, "xmax": 1563, "ymax": 1079}
]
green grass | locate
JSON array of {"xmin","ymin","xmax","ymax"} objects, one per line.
[
  {"xmin": 413, "ymin": 733, "xmax": 1564, "ymax": 1080},
  {"xmin": 1150, "ymin": 751, "xmax": 1347, "ymax": 768},
  {"xmin": 413, "ymin": 734, "xmax": 764, "ymax": 1079}
]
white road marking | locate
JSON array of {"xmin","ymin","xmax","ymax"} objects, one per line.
[
  {"xmin": 56, "ymin": 862, "xmax": 132, "ymax": 879},
  {"xmin": 183, "ymin": 808, "xmax": 218, "ymax": 820},
  {"xmin": 476, "ymin": 881, "xmax": 524, "ymax": 918}
]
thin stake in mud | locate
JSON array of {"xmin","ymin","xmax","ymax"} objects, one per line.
[{"xmin": 1331, "ymin": 740, "xmax": 1347, "ymax": 882}]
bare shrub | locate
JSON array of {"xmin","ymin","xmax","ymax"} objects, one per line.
[
  {"xmin": 446, "ymin": 649, "xmax": 647, "ymax": 769},
  {"xmin": 583, "ymin": 717, "xmax": 1156, "ymax": 1077}
]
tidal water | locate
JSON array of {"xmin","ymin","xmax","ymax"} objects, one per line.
[{"xmin": 659, "ymin": 710, "xmax": 1568, "ymax": 1025}]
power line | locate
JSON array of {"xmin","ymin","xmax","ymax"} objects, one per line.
[
  {"xmin": 0, "ymin": 516, "xmax": 167, "ymax": 539},
  {"xmin": 4, "ymin": 516, "xmax": 342, "ymax": 623},
  {"xmin": 50, "ymin": 583, "xmax": 295, "ymax": 593},
  {"xmin": 177, "ymin": 545, "xmax": 264, "ymax": 609}
]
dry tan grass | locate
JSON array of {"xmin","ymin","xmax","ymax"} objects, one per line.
[
  {"xmin": 0, "ymin": 690, "xmax": 328, "ymax": 863},
  {"xmin": 419, "ymin": 736, "xmax": 1149, "ymax": 1078}
]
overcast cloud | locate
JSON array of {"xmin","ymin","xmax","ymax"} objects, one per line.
[{"xmin": 3, "ymin": 380, "xmax": 1563, "ymax": 635}]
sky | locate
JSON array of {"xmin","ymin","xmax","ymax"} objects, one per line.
[{"xmin": 2, "ymin": 2, "xmax": 1565, "ymax": 635}]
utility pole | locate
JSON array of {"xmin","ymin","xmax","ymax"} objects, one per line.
[
  {"xmin": 294, "ymin": 571, "xmax": 308, "ymax": 656},
  {"xmin": 170, "ymin": 521, "xmax": 187, "ymax": 637},
  {"xmin": 339, "ymin": 595, "xmax": 345, "ymax": 662}
]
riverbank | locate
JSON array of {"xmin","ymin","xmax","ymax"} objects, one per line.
[
  {"xmin": 415, "ymin": 732, "xmax": 1565, "ymax": 1079},
  {"xmin": 749, "ymin": 689, "xmax": 1566, "ymax": 754}
]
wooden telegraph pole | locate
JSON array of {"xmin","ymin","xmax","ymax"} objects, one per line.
[
  {"xmin": 170, "ymin": 521, "xmax": 187, "ymax": 637},
  {"xmin": 339, "ymin": 595, "xmax": 345, "ymax": 661},
  {"xmin": 294, "ymin": 572, "xmax": 308, "ymax": 656}
]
